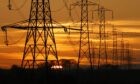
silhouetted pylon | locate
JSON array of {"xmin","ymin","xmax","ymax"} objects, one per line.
[
  {"xmin": 112, "ymin": 25, "xmax": 118, "ymax": 65},
  {"xmin": 94, "ymin": 6, "xmax": 113, "ymax": 68},
  {"xmin": 71, "ymin": 0, "xmax": 99, "ymax": 70},
  {"xmin": 21, "ymin": 0, "xmax": 59, "ymax": 69}
]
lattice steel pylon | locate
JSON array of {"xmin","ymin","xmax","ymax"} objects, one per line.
[
  {"xmin": 78, "ymin": 0, "xmax": 92, "ymax": 70},
  {"xmin": 120, "ymin": 32, "xmax": 125, "ymax": 66},
  {"xmin": 98, "ymin": 7, "xmax": 107, "ymax": 67},
  {"xmin": 125, "ymin": 42, "xmax": 132, "ymax": 69},
  {"xmin": 21, "ymin": 0, "xmax": 59, "ymax": 69},
  {"xmin": 71, "ymin": 0, "xmax": 98, "ymax": 70},
  {"xmin": 112, "ymin": 25, "xmax": 118, "ymax": 65},
  {"xmin": 94, "ymin": 6, "xmax": 113, "ymax": 68}
]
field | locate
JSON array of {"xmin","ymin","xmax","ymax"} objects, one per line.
[{"xmin": 0, "ymin": 66, "xmax": 140, "ymax": 84}]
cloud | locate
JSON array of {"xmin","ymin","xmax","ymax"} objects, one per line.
[
  {"xmin": 0, "ymin": 45, "xmax": 23, "ymax": 53},
  {"xmin": 119, "ymin": 32, "xmax": 140, "ymax": 38}
]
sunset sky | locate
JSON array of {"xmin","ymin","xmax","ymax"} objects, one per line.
[{"xmin": 0, "ymin": 0, "xmax": 140, "ymax": 68}]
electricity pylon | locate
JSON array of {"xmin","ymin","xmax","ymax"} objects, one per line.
[
  {"xmin": 20, "ymin": 0, "xmax": 59, "ymax": 68},
  {"xmin": 94, "ymin": 6, "xmax": 113, "ymax": 68},
  {"xmin": 120, "ymin": 32, "xmax": 125, "ymax": 66},
  {"xmin": 2, "ymin": 0, "xmax": 77, "ymax": 69},
  {"xmin": 112, "ymin": 25, "xmax": 118, "ymax": 65},
  {"xmin": 2, "ymin": 0, "xmax": 80, "ymax": 69},
  {"xmin": 71, "ymin": 0, "xmax": 98, "ymax": 70},
  {"xmin": 125, "ymin": 42, "xmax": 131, "ymax": 69}
]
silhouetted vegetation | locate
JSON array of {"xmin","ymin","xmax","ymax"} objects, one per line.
[{"xmin": 0, "ymin": 65, "xmax": 140, "ymax": 84}]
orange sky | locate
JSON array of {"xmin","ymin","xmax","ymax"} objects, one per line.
[{"xmin": 0, "ymin": 0, "xmax": 140, "ymax": 68}]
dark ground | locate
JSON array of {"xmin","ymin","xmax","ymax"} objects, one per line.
[{"xmin": 0, "ymin": 66, "xmax": 140, "ymax": 84}]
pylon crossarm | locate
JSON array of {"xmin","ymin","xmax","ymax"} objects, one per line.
[
  {"xmin": 93, "ymin": 7, "xmax": 114, "ymax": 20},
  {"xmin": 1, "ymin": 19, "xmax": 29, "ymax": 31},
  {"xmin": 1, "ymin": 25, "xmax": 81, "ymax": 31},
  {"xmin": 71, "ymin": 1, "xmax": 99, "ymax": 6}
]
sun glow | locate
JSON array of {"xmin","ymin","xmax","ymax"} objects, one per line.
[{"xmin": 51, "ymin": 65, "xmax": 63, "ymax": 70}]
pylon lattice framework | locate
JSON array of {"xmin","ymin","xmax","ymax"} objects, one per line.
[
  {"xmin": 120, "ymin": 33, "xmax": 125, "ymax": 66},
  {"xmin": 78, "ymin": 0, "xmax": 92, "ymax": 69},
  {"xmin": 112, "ymin": 26, "xmax": 118, "ymax": 65},
  {"xmin": 97, "ymin": 7, "xmax": 108, "ymax": 67},
  {"xmin": 70, "ymin": 0, "xmax": 98, "ymax": 70},
  {"xmin": 94, "ymin": 7, "xmax": 113, "ymax": 67},
  {"xmin": 21, "ymin": 0, "xmax": 59, "ymax": 68}
]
